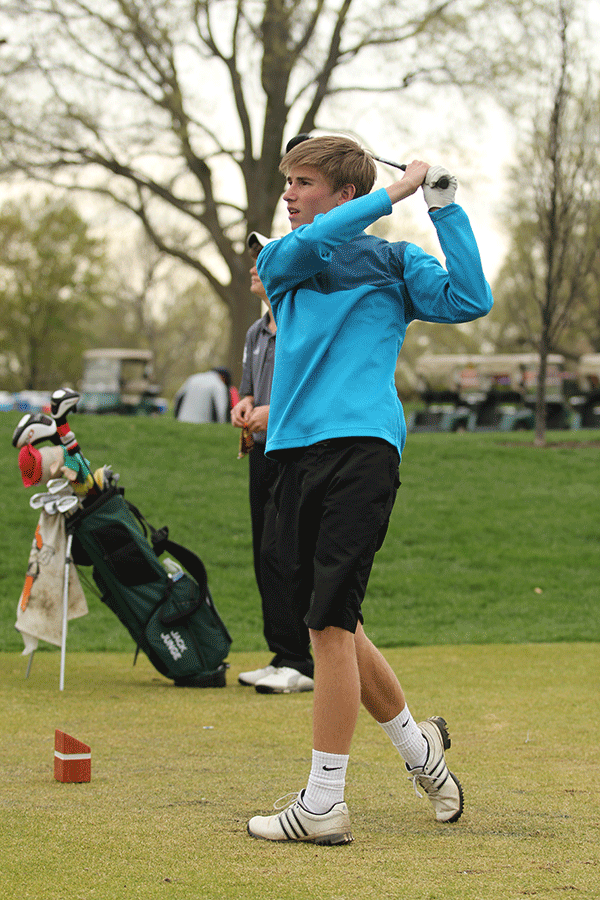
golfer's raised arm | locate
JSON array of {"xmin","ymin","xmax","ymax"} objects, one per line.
[{"xmin": 385, "ymin": 160, "xmax": 429, "ymax": 205}]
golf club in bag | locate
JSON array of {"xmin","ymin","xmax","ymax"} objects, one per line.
[{"xmin": 53, "ymin": 389, "xmax": 232, "ymax": 687}]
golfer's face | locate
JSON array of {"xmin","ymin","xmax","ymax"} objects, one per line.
[
  {"xmin": 249, "ymin": 263, "xmax": 267, "ymax": 300},
  {"xmin": 283, "ymin": 166, "xmax": 340, "ymax": 229}
]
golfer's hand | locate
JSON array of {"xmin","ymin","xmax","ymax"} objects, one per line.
[
  {"xmin": 231, "ymin": 396, "xmax": 254, "ymax": 428},
  {"xmin": 386, "ymin": 160, "xmax": 429, "ymax": 205},
  {"xmin": 246, "ymin": 405, "xmax": 269, "ymax": 433},
  {"xmin": 423, "ymin": 166, "xmax": 457, "ymax": 210}
]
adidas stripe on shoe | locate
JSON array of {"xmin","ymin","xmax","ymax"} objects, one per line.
[
  {"xmin": 247, "ymin": 792, "xmax": 353, "ymax": 845},
  {"xmin": 407, "ymin": 716, "xmax": 464, "ymax": 823}
]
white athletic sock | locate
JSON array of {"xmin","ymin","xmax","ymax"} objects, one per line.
[
  {"xmin": 302, "ymin": 750, "xmax": 349, "ymax": 814},
  {"xmin": 379, "ymin": 706, "xmax": 428, "ymax": 770}
]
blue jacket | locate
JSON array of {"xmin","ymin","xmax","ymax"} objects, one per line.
[{"xmin": 257, "ymin": 188, "xmax": 493, "ymax": 459}]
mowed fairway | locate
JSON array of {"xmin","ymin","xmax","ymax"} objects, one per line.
[
  {"xmin": 1, "ymin": 645, "xmax": 599, "ymax": 900},
  {"xmin": 0, "ymin": 413, "xmax": 598, "ymax": 898}
]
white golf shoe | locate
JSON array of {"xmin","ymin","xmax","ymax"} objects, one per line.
[
  {"xmin": 254, "ymin": 666, "xmax": 314, "ymax": 694},
  {"xmin": 248, "ymin": 792, "xmax": 353, "ymax": 845},
  {"xmin": 238, "ymin": 664, "xmax": 278, "ymax": 686},
  {"xmin": 407, "ymin": 716, "xmax": 464, "ymax": 823}
]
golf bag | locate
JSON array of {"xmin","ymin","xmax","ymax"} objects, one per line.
[{"xmin": 66, "ymin": 485, "xmax": 231, "ymax": 687}]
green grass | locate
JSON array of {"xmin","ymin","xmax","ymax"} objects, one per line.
[
  {"xmin": 1, "ymin": 412, "xmax": 599, "ymax": 654},
  {"xmin": 2, "ymin": 644, "xmax": 599, "ymax": 899},
  {"xmin": 2, "ymin": 413, "xmax": 599, "ymax": 897}
]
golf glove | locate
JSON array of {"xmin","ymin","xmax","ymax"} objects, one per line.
[{"xmin": 422, "ymin": 166, "xmax": 457, "ymax": 210}]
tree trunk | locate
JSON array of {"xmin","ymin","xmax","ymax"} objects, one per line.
[{"xmin": 534, "ymin": 340, "xmax": 549, "ymax": 447}]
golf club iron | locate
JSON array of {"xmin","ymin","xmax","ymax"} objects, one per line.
[
  {"xmin": 47, "ymin": 479, "xmax": 71, "ymax": 495},
  {"xmin": 30, "ymin": 492, "xmax": 54, "ymax": 510},
  {"xmin": 56, "ymin": 495, "xmax": 80, "ymax": 515}
]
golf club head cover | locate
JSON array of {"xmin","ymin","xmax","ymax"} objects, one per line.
[
  {"xmin": 59, "ymin": 446, "xmax": 93, "ymax": 490},
  {"xmin": 423, "ymin": 166, "xmax": 457, "ymax": 210},
  {"xmin": 18, "ymin": 445, "xmax": 42, "ymax": 487},
  {"xmin": 18, "ymin": 445, "xmax": 64, "ymax": 487},
  {"xmin": 12, "ymin": 413, "xmax": 60, "ymax": 449},
  {"xmin": 51, "ymin": 387, "xmax": 80, "ymax": 423}
]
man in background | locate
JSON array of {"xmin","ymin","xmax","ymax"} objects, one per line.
[
  {"xmin": 231, "ymin": 243, "xmax": 314, "ymax": 694},
  {"xmin": 173, "ymin": 369, "xmax": 230, "ymax": 423}
]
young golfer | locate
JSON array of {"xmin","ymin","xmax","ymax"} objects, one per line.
[{"xmin": 246, "ymin": 135, "xmax": 493, "ymax": 844}]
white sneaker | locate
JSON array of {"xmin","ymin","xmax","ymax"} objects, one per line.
[
  {"xmin": 248, "ymin": 792, "xmax": 353, "ymax": 844},
  {"xmin": 407, "ymin": 716, "xmax": 464, "ymax": 823},
  {"xmin": 254, "ymin": 666, "xmax": 314, "ymax": 694},
  {"xmin": 238, "ymin": 664, "xmax": 278, "ymax": 686}
]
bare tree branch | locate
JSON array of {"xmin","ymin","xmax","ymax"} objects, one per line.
[{"xmin": 0, "ymin": 0, "xmax": 544, "ymax": 381}]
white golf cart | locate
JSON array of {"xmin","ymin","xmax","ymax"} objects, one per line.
[
  {"xmin": 78, "ymin": 349, "xmax": 163, "ymax": 415},
  {"xmin": 409, "ymin": 353, "xmax": 572, "ymax": 432},
  {"xmin": 571, "ymin": 354, "xmax": 600, "ymax": 429}
]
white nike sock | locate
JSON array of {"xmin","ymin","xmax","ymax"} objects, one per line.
[
  {"xmin": 379, "ymin": 706, "xmax": 428, "ymax": 770},
  {"xmin": 303, "ymin": 750, "xmax": 349, "ymax": 814}
]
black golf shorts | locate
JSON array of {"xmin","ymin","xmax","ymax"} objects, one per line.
[{"xmin": 272, "ymin": 438, "xmax": 400, "ymax": 634}]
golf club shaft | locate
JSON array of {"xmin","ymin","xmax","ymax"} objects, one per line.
[
  {"xmin": 371, "ymin": 154, "xmax": 450, "ymax": 190},
  {"xmin": 285, "ymin": 136, "xmax": 451, "ymax": 190}
]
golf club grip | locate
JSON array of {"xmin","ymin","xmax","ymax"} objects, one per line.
[{"xmin": 386, "ymin": 161, "xmax": 450, "ymax": 190}]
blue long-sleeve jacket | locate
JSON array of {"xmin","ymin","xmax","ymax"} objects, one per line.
[{"xmin": 257, "ymin": 188, "xmax": 493, "ymax": 459}]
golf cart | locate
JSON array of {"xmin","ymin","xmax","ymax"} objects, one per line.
[
  {"xmin": 78, "ymin": 349, "xmax": 163, "ymax": 415},
  {"xmin": 571, "ymin": 354, "xmax": 600, "ymax": 429},
  {"xmin": 409, "ymin": 354, "xmax": 572, "ymax": 432},
  {"xmin": 466, "ymin": 354, "xmax": 572, "ymax": 431},
  {"xmin": 408, "ymin": 389, "xmax": 472, "ymax": 432},
  {"xmin": 408, "ymin": 355, "xmax": 481, "ymax": 432}
]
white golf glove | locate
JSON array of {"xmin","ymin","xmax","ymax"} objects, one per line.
[{"xmin": 422, "ymin": 166, "xmax": 457, "ymax": 210}]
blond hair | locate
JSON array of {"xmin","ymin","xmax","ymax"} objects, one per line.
[{"xmin": 279, "ymin": 135, "xmax": 376, "ymax": 198}]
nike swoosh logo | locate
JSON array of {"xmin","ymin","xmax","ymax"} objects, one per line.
[{"xmin": 322, "ymin": 766, "xmax": 342, "ymax": 771}]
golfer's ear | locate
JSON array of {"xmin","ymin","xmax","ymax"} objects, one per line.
[{"xmin": 338, "ymin": 183, "xmax": 356, "ymax": 204}]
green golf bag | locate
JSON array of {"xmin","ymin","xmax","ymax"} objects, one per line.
[{"xmin": 67, "ymin": 485, "xmax": 231, "ymax": 686}]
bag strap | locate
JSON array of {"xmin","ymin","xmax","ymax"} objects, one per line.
[
  {"xmin": 124, "ymin": 498, "xmax": 153, "ymax": 539},
  {"xmin": 123, "ymin": 495, "xmax": 209, "ymax": 616},
  {"xmin": 159, "ymin": 538, "xmax": 208, "ymax": 599},
  {"xmin": 127, "ymin": 499, "xmax": 209, "ymax": 597}
]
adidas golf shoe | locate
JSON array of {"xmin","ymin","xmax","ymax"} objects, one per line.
[
  {"xmin": 407, "ymin": 716, "xmax": 464, "ymax": 823},
  {"xmin": 248, "ymin": 791, "xmax": 353, "ymax": 845}
]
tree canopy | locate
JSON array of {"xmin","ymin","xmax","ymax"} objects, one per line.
[
  {"xmin": 0, "ymin": 195, "xmax": 107, "ymax": 389},
  {"xmin": 0, "ymin": 0, "xmax": 538, "ymax": 382},
  {"xmin": 490, "ymin": 0, "xmax": 600, "ymax": 444}
]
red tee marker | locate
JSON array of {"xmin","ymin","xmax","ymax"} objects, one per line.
[{"xmin": 54, "ymin": 730, "xmax": 91, "ymax": 783}]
